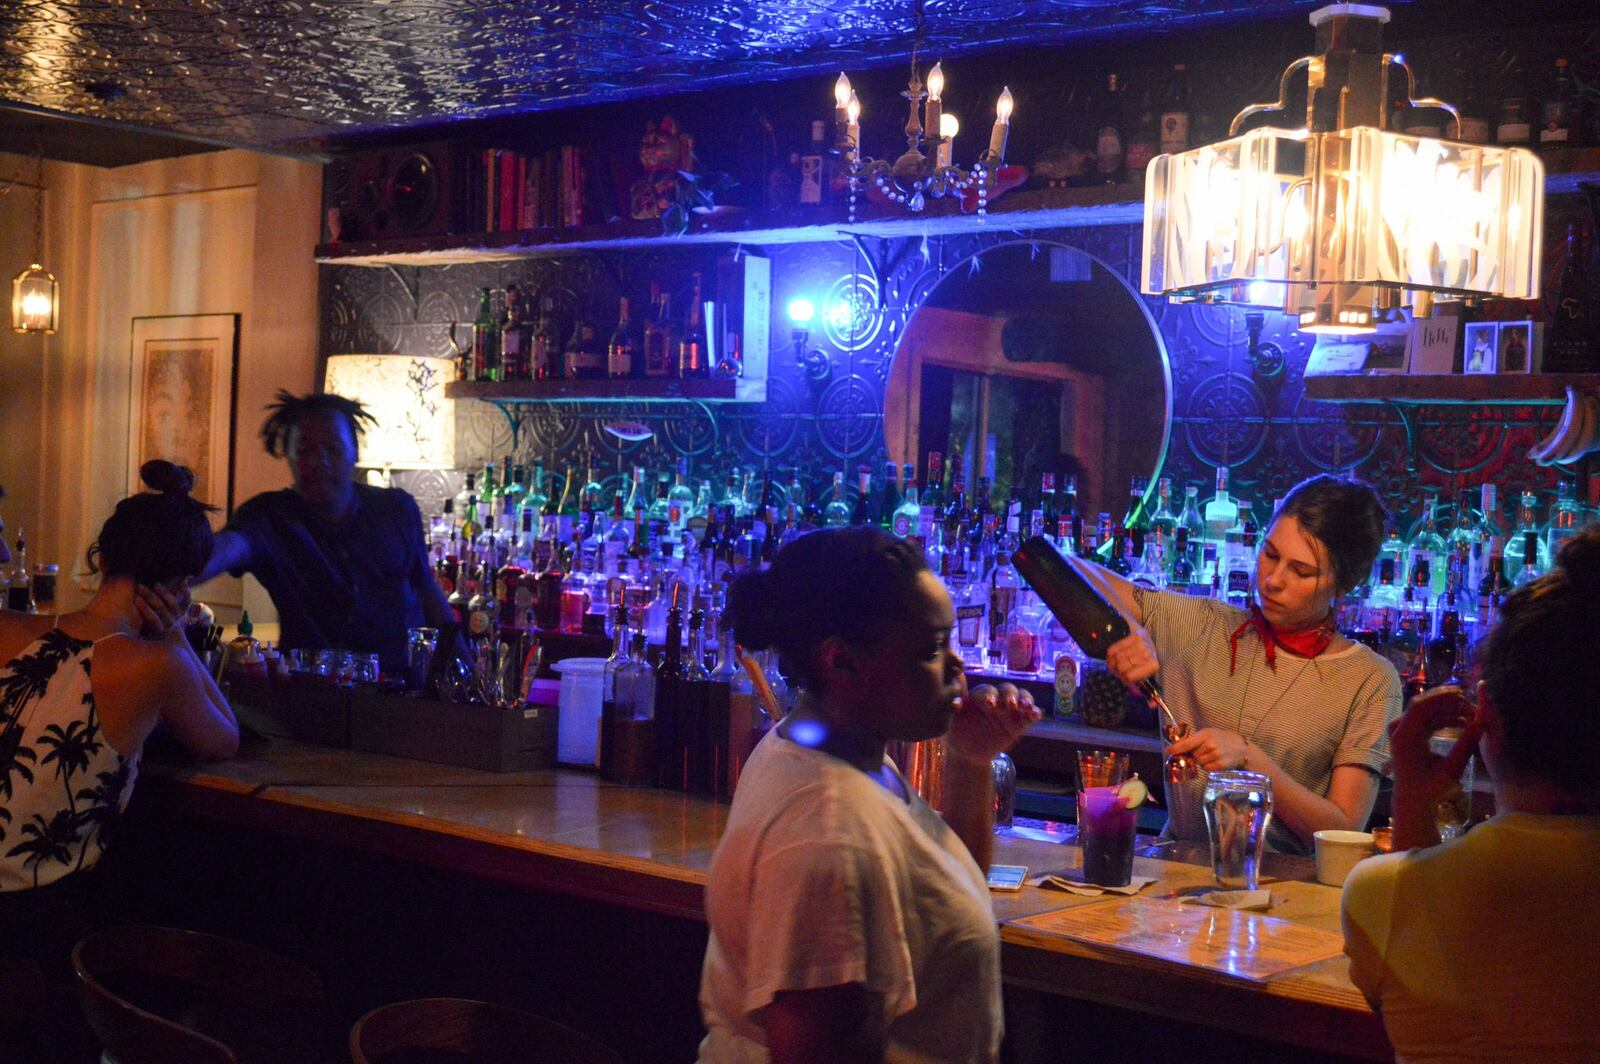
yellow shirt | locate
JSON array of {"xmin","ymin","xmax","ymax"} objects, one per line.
[{"xmin": 1341, "ymin": 812, "xmax": 1600, "ymax": 1062}]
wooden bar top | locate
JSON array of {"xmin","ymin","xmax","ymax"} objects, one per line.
[{"xmin": 142, "ymin": 739, "xmax": 1390, "ymax": 1061}]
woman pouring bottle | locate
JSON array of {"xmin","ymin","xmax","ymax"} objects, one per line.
[{"xmin": 1079, "ymin": 474, "xmax": 1399, "ymax": 854}]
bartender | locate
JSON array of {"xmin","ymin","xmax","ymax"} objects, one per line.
[
  {"xmin": 1081, "ymin": 474, "xmax": 1399, "ymax": 854},
  {"xmin": 196, "ymin": 390, "xmax": 453, "ymax": 674}
]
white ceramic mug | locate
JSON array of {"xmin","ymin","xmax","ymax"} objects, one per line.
[{"xmin": 1313, "ymin": 829, "xmax": 1377, "ymax": 886}]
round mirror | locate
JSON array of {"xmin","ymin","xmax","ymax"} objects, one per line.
[{"xmin": 884, "ymin": 240, "xmax": 1172, "ymax": 527}]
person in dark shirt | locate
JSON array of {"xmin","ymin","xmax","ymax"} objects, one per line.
[{"xmin": 196, "ymin": 391, "xmax": 453, "ymax": 673}]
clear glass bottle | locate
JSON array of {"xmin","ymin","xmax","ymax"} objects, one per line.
[
  {"xmin": 667, "ymin": 458, "xmax": 695, "ymax": 537},
  {"xmin": 1202, "ymin": 466, "xmax": 1238, "ymax": 548},
  {"xmin": 824, "ymin": 471, "xmax": 851, "ymax": 527},
  {"xmin": 607, "ymin": 296, "xmax": 638, "ymax": 379},
  {"xmin": 1503, "ymin": 491, "xmax": 1550, "ymax": 580},
  {"xmin": 1407, "ymin": 499, "xmax": 1449, "ymax": 601},
  {"xmin": 601, "ymin": 612, "xmax": 655, "ymax": 786},
  {"xmin": 892, "ymin": 473, "xmax": 921, "ymax": 542},
  {"xmin": 1544, "ymin": 480, "xmax": 1582, "ymax": 561},
  {"xmin": 1177, "ymin": 482, "xmax": 1205, "ymax": 548}
]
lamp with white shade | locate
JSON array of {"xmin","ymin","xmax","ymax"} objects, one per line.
[{"xmin": 323, "ymin": 354, "xmax": 455, "ymax": 486}]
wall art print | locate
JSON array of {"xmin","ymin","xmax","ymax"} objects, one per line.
[{"xmin": 125, "ymin": 313, "xmax": 239, "ymax": 516}]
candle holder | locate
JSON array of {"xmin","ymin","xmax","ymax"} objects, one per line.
[{"xmin": 833, "ymin": 61, "xmax": 1011, "ymax": 223}]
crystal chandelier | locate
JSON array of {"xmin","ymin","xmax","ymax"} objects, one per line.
[
  {"xmin": 832, "ymin": 55, "xmax": 1014, "ymax": 223},
  {"xmin": 1141, "ymin": 3, "xmax": 1544, "ymax": 335}
]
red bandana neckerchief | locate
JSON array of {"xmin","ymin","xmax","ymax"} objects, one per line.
[{"xmin": 1229, "ymin": 602, "xmax": 1335, "ymax": 675}]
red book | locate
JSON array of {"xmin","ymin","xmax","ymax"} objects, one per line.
[{"xmin": 498, "ymin": 150, "xmax": 517, "ymax": 233}]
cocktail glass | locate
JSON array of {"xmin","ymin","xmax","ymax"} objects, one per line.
[{"xmin": 1076, "ymin": 750, "xmax": 1135, "ymax": 887}]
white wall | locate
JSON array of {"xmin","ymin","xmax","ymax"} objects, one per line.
[{"xmin": 0, "ymin": 149, "xmax": 321, "ymax": 622}]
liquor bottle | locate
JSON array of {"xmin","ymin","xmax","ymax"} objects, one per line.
[
  {"xmin": 893, "ymin": 472, "xmax": 921, "ymax": 542},
  {"xmin": 943, "ymin": 462, "xmax": 969, "ymax": 580},
  {"xmin": 1148, "ymin": 477, "xmax": 1177, "ymax": 572},
  {"xmin": 643, "ymin": 283, "xmax": 671, "ymax": 378},
  {"xmin": 532, "ymin": 295, "xmax": 562, "ymax": 380},
  {"xmin": 724, "ymin": 622, "xmax": 769, "ymax": 797},
  {"xmin": 682, "ymin": 606, "xmax": 723, "ymax": 795},
  {"xmin": 1124, "ymin": 88, "xmax": 1158, "ymax": 184},
  {"xmin": 678, "ymin": 274, "xmax": 709, "ymax": 378},
  {"xmin": 1170, "ymin": 526, "xmax": 1195, "ymax": 589},
  {"xmin": 600, "ymin": 608, "xmax": 655, "ymax": 786},
  {"xmin": 5, "ymin": 530, "xmax": 31, "ymax": 612},
  {"xmin": 1202, "ymin": 467, "xmax": 1238, "ymax": 548},
  {"xmin": 1159, "ymin": 63, "xmax": 1191, "ymax": 155},
  {"xmin": 1539, "ymin": 58, "xmax": 1576, "ymax": 149},
  {"xmin": 988, "ymin": 545, "xmax": 1022, "ymax": 664},
  {"xmin": 653, "ymin": 588, "xmax": 688, "ymax": 790},
  {"xmin": 1495, "ymin": 67, "xmax": 1533, "ymax": 146},
  {"xmin": 920, "ymin": 452, "xmax": 944, "ymax": 545},
  {"xmin": 1456, "ymin": 77, "xmax": 1490, "ymax": 144},
  {"xmin": 1037, "ymin": 473, "xmax": 1058, "ymax": 537},
  {"xmin": 1425, "ymin": 602, "xmax": 1461, "ymax": 688},
  {"xmin": 1102, "ymin": 515, "xmax": 1131, "ymax": 577},
  {"xmin": 1477, "ymin": 539, "xmax": 1511, "ymax": 626},
  {"xmin": 563, "ymin": 319, "xmax": 600, "ymax": 380},
  {"xmin": 1225, "ymin": 521, "xmax": 1256, "ymax": 608},
  {"xmin": 824, "ymin": 471, "xmax": 851, "ymax": 527},
  {"xmin": 1094, "ymin": 73, "xmax": 1125, "ymax": 184},
  {"xmin": 1408, "ymin": 499, "xmax": 1448, "ymax": 601},
  {"xmin": 873, "ymin": 461, "xmax": 901, "ymax": 529},
  {"xmin": 668, "ymin": 458, "xmax": 695, "ymax": 536},
  {"xmin": 1545, "ymin": 479, "xmax": 1583, "ymax": 560},
  {"xmin": 1177, "ymin": 482, "xmax": 1205, "ymax": 548},
  {"xmin": 500, "ymin": 283, "xmax": 530, "ymax": 381},
  {"xmin": 466, "ymin": 560, "xmax": 498, "ymax": 640},
  {"xmin": 607, "ymin": 297, "xmax": 638, "ymax": 379},
  {"xmin": 1502, "ymin": 492, "xmax": 1547, "ymax": 581},
  {"xmin": 471, "ymin": 287, "xmax": 500, "ymax": 382},
  {"xmin": 1059, "ymin": 475, "xmax": 1082, "ymax": 556},
  {"xmin": 1445, "ymin": 487, "xmax": 1483, "ymax": 592},
  {"xmin": 850, "ymin": 466, "xmax": 872, "ymax": 526},
  {"xmin": 1545, "ymin": 224, "xmax": 1595, "ymax": 371}
]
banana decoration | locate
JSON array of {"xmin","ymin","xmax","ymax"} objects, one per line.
[{"xmin": 1529, "ymin": 387, "xmax": 1600, "ymax": 467}]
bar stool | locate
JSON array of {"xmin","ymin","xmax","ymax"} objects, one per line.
[
  {"xmin": 349, "ymin": 998, "xmax": 625, "ymax": 1064},
  {"xmin": 72, "ymin": 926, "xmax": 329, "ymax": 1064}
]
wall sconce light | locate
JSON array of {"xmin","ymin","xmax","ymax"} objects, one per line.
[
  {"xmin": 1141, "ymin": 4, "xmax": 1544, "ymax": 336},
  {"xmin": 323, "ymin": 353, "xmax": 456, "ymax": 486},
  {"xmin": 786, "ymin": 298, "xmax": 832, "ymax": 385},
  {"xmin": 11, "ymin": 149, "xmax": 58, "ymax": 335}
]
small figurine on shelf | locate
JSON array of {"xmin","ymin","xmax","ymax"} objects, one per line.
[{"xmin": 629, "ymin": 117, "xmax": 695, "ymax": 221}]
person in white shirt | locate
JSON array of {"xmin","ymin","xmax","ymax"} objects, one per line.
[
  {"xmin": 1341, "ymin": 523, "xmax": 1600, "ymax": 1063},
  {"xmin": 698, "ymin": 526, "xmax": 1038, "ymax": 1064}
]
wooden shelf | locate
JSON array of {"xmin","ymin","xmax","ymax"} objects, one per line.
[
  {"xmin": 314, "ymin": 183, "xmax": 1146, "ymax": 266},
  {"xmin": 444, "ymin": 377, "xmax": 748, "ymax": 403},
  {"xmin": 1303, "ymin": 372, "xmax": 1600, "ymax": 406}
]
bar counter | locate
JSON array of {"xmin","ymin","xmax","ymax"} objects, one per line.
[{"xmin": 140, "ymin": 739, "xmax": 1391, "ymax": 1062}]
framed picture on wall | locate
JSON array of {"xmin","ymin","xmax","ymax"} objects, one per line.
[
  {"xmin": 125, "ymin": 313, "xmax": 240, "ymax": 517},
  {"xmin": 1462, "ymin": 321, "xmax": 1499, "ymax": 374},
  {"xmin": 1496, "ymin": 320, "xmax": 1539, "ymax": 374}
]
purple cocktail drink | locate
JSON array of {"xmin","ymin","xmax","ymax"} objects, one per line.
[{"xmin": 1078, "ymin": 784, "xmax": 1137, "ymax": 887}]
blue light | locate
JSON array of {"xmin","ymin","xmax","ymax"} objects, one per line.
[
  {"xmin": 825, "ymin": 299, "xmax": 854, "ymax": 330},
  {"xmin": 788, "ymin": 719, "xmax": 827, "ymax": 748},
  {"xmin": 787, "ymin": 298, "xmax": 815, "ymax": 324}
]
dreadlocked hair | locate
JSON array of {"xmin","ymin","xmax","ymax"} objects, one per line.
[{"xmin": 259, "ymin": 389, "xmax": 378, "ymax": 457}]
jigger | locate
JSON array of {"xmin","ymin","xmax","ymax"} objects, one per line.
[{"xmin": 1163, "ymin": 720, "xmax": 1199, "ymax": 783}]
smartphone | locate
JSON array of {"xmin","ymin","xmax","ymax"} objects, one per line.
[{"xmin": 986, "ymin": 864, "xmax": 1028, "ymax": 892}]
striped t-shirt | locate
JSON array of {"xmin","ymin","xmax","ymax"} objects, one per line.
[{"xmin": 1133, "ymin": 588, "xmax": 1400, "ymax": 855}]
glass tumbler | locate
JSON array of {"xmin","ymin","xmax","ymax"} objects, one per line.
[
  {"xmin": 991, "ymin": 752, "xmax": 1017, "ymax": 831},
  {"xmin": 1076, "ymin": 750, "xmax": 1135, "ymax": 887},
  {"xmin": 1202, "ymin": 770, "xmax": 1274, "ymax": 889},
  {"xmin": 1428, "ymin": 729, "xmax": 1475, "ymax": 839}
]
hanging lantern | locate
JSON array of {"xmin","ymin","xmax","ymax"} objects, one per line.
[
  {"xmin": 12, "ymin": 263, "xmax": 58, "ymax": 335},
  {"xmin": 1141, "ymin": 4, "xmax": 1544, "ymax": 335}
]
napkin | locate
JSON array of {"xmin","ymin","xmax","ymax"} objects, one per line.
[
  {"xmin": 1179, "ymin": 889, "xmax": 1273, "ymax": 911},
  {"xmin": 1032, "ymin": 870, "xmax": 1158, "ymax": 897}
]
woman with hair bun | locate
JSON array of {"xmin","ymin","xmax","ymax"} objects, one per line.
[
  {"xmin": 698, "ymin": 526, "xmax": 1038, "ymax": 1064},
  {"xmin": 0, "ymin": 461, "xmax": 238, "ymax": 971},
  {"xmin": 1341, "ymin": 522, "xmax": 1600, "ymax": 1062}
]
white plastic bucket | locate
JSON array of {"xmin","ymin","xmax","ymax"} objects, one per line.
[{"xmin": 553, "ymin": 657, "xmax": 607, "ymax": 766}]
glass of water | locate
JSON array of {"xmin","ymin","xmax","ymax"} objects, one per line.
[{"xmin": 1202, "ymin": 770, "xmax": 1274, "ymax": 889}]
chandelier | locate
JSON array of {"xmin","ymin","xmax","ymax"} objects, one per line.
[
  {"xmin": 1141, "ymin": 3, "xmax": 1544, "ymax": 335},
  {"xmin": 832, "ymin": 56, "xmax": 1014, "ymax": 222}
]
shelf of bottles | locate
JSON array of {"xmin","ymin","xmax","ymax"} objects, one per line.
[
  {"xmin": 430, "ymin": 443, "xmax": 1598, "ymax": 796},
  {"xmin": 441, "ymin": 256, "xmax": 769, "ymax": 409}
]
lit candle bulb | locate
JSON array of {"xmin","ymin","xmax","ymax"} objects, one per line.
[
  {"xmin": 924, "ymin": 62, "xmax": 944, "ymax": 159},
  {"xmin": 847, "ymin": 91, "xmax": 861, "ymax": 165},
  {"xmin": 834, "ymin": 72, "xmax": 852, "ymax": 148},
  {"xmin": 987, "ymin": 86, "xmax": 1014, "ymax": 164},
  {"xmin": 938, "ymin": 113, "xmax": 959, "ymax": 168}
]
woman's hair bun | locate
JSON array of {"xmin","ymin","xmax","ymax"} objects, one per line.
[
  {"xmin": 140, "ymin": 459, "xmax": 195, "ymax": 496},
  {"xmin": 1556, "ymin": 524, "xmax": 1600, "ymax": 596}
]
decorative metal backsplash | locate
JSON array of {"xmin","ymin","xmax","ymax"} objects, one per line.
[
  {"xmin": 0, "ymin": 0, "xmax": 1320, "ymax": 152},
  {"xmin": 327, "ymin": 215, "xmax": 1573, "ymax": 532}
]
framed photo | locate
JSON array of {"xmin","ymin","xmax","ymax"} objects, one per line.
[
  {"xmin": 1462, "ymin": 321, "xmax": 1499, "ymax": 374},
  {"xmin": 126, "ymin": 313, "xmax": 240, "ymax": 516},
  {"xmin": 1496, "ymin": 320, "xmax": 1539, "ymax": 374}
]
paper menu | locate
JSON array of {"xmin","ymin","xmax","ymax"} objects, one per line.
[{"xmin": 1007, "ymin": 896, "xmax": 1345, "ymax": 982}]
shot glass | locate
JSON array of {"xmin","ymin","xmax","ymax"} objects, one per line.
[{"xmin": 1202, "ymin": 770, "xmax": 1274, "ymax": 889}]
